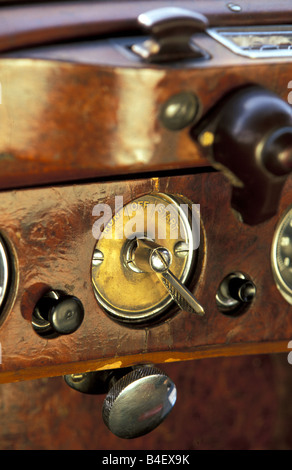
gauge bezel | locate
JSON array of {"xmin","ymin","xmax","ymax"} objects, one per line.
[
  {"xmin": 271, "ymin": 204, "xmax": 292, "ymax": 305},
  {"xmin": 0, "ymin": 234, "xmax": 9, "ymax": 312}
]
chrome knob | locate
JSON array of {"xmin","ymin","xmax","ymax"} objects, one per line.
[
  {"xmin": 102, "ymin": 366, "xmax": 177, "ymax": 439},
  {"xmin": 131, "ymin": 7, "xmax": 209, "ymax": 62}
]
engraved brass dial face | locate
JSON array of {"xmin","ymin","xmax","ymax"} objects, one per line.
[
  {"xmin": 271, "ymin": 205, "xmax": 292, "ymax": 304},
  {"xmin": 91, "ymin": 193, "xmax": 200, "ymax": 324}
]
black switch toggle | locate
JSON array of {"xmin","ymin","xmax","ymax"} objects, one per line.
[{"xmin": 216, "ymin": 272, "xmax": 256, "ymax": 316}]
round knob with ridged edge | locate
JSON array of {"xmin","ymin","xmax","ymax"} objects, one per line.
[{"xmin": 102, "ymin": 366, "xmax": 177, "ymax": 439}]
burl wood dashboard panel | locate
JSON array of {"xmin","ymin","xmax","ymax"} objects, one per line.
[
  {"xmin": 0, "ymin": 170, "xmax": 290, "ymax": 383},
  {"xmin": 0, "ymin": 0, "xmax": 291, "ymax": 191},
  {"xmin": 0, "ymin": 0, "xmax": 291, "ymax": 384}
]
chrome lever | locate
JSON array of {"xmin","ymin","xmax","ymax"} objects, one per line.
[
  {"xmin": 134, "ymin": 238, "xmax": 205, "ymax": 316},
  {"xmin": 131, "ymin": 7, "xmax": 209, "ymax": 63}
]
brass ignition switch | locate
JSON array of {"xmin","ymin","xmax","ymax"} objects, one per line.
[{"xmin": 91, "ymin": 193, "xmax": 204, "ymax": 325}]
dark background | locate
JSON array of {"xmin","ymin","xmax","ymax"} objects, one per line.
[{"xmin": 1, "ymin": 352, "xmax": 292, "ymax": 450}]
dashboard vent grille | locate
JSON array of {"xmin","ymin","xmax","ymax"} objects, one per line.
[{"xmin": 208, "ymin": 25, "xmax": 292, "ymax": 58}]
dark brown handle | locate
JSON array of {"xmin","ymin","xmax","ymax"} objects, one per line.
[{"xmin": 192, "ymin": 86, "xmax": 292, "ymax": 225}]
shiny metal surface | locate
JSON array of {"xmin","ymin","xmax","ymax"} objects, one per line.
[
  {"xmin": 271, "ymin": 205, "xmax": 292, "ymax": 304},
  {"xmin": 216, "ymin": 272, "xmax": 256, "ymax": 315},
  {"xmin": 134, "ymin": 238, "xmax": 204, "ymax": 315},
  {"xmin": 131, "ymin": 7, "xmax": 209, "ymax": 63},
  {"xmin": 208, "ymin": 25, "xmax": 292, "ymax": 59},
  {"xmin": 102, "ymin": 366, "xmax": 177, "ymax": 439},
  {"xmin": 0, "ymin": 235, "xmax": 9, "ymax": 314}
]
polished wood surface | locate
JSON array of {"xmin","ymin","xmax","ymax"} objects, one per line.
[
  {"xmin": 0, "ymin": 0, "xmax": 291, "ymax": 54},
  {"xmin": 0, "ymin": 1, "xmax": 291, "ymax": 190},
  {"xmin": 0, "ymin": 58, "xmax": 291, "ymax": 190},
  {"xmin": 0, "ymin": 0, "xmax": 291, "ymax": 387},
  {"xmin": 0, "ymin": 0, "xmax": 292, "ymax": 452},
  {"xmin": 0, "ymin": 171, "xmax": 291, "ymax": 384}
]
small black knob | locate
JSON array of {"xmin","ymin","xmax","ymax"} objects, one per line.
[
  {"xmin": 32, "ymin": 290, "xmax": 84, "ymax": 338},
  {"xmin": 216, "ymin": 272, "xmax": 256, "ymax": 315},
  {"xmin": 228, "ymin": 277, "xmax": 256, "ymax": 304}
]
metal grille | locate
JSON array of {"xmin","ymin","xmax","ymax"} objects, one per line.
[{"xmin": 208, "ymin": 25, "xmax": 292, "ymax": 58}]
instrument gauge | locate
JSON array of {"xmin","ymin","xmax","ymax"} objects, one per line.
[{"xmin": 271, "ymin": 205, "xmax": 292, "ymax": 304}]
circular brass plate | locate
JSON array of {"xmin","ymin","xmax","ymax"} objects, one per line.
[
  {"xmin": 91, "ymin": 193, "xmax": 198, "ymax": 324},
  {"xmin": 271, "ymin": 204, "xmax": 292, "ymax": 305}
]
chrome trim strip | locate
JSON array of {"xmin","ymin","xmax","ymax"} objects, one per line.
[{"xmin": 208, "ymin": 25, "xmax": 292, "ymax": 59}]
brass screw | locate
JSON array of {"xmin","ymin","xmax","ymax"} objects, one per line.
[
  {"xmin": 227, "ymin": 3, "xmax": 242, "ymax": 12},
  {"xmin": 199, "ymin": 131, "xmax": 215, "ymax": 147},
  {"xmin": 174, "ymin": 241, "xmax": 189, "ymax": 258}
]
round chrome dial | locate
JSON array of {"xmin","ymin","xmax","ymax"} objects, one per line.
[{"xmin": 271, "ymin": 205, "xmax": 292, "ymax": 304}]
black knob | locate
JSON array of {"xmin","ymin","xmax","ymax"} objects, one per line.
[
  {"xmin": 216, "ymin": 272, "xmax": 256, "ymax": 315},
  {"xmin": 32, "ymin": 290, "xmax": 84, "ymax": 338},
  {"xmin": 228, "ymin": 277, "xmax": 256, "ymax": 304}
]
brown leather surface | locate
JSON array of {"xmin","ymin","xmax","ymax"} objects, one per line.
[{"xmin": 1, "ymin": 353, "xmax": 292, "ymax": 450}]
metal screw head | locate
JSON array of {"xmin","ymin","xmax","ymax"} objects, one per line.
[
  {"xmin": 198, "ymin": 131, "xmax": 215, "ymax": 147},
  {"xmin": 174, "ymin": 241, "xmax": 189, "ymax": 258},
  {"xmin": 227, "ymin": 3, "xmax": 242, "ymax": 12},
  {"xmin": 150, "ymin": 247, "xmax": 171, "ymax": 272},
  {"xmin": 92, "ymin": 248, "xmax": 104, "ymax": 266},
  {"xmin": 160, "ymin": 92, "xmax": 199, "ymax": 130}
]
